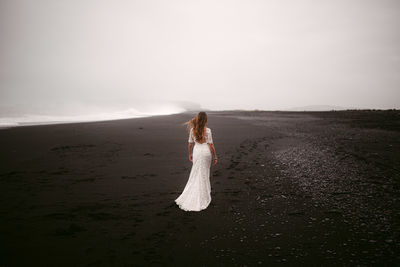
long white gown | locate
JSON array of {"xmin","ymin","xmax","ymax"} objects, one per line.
[{"xmin": 175, "ymin": 127, "xmax": 213, "ymax": 211}]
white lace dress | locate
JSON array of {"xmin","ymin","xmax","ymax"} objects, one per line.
[{"xmin": 175, "ymin": 127, "xmax": 213, "ymax": 211}]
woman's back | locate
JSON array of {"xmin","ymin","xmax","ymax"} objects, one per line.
[{"xmin": 189, "ymin": 127, "xmax": 213, "ymax": 144}]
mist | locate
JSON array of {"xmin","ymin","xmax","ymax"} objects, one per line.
[{"xmin": 1, "ymin": 0, "xmax": 399, "ymax": 125}]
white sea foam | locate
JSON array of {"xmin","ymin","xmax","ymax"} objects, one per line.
[{"xmin": 0, "ymin": 105, "xmax": 186, "ymax": 129}]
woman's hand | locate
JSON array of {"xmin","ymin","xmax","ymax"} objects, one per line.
[
  {"xmin": 189, "ymin": 154, "xmax": 193, "ymax": 162},
  {"xmin": 213, "ymin": 157, "xmax": 218, "ymax": 166}
]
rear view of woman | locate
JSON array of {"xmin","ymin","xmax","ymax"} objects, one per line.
[{"xmin": 175, "ymin": 112, "xmax": 218, "ymax": 211}]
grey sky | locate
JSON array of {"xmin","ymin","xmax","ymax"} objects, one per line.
[{"xmin": 1, "ymin": 0, "xmax": 399, "ymax": 113}]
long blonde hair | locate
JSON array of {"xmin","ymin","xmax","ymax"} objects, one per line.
[{"xmin": 183, "ymin": 112, "xmax": 208, "ymax": 143}]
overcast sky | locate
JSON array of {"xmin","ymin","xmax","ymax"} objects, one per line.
[{"xmin": 0, "ymin": 0, "xmax": 399, "ymax": 113}]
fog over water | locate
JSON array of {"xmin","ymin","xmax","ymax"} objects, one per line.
[{"xmin": 1, "ymin": 0, "xmax": 399, "ymax": 125}]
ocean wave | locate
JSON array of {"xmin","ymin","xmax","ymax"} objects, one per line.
[{"xmin": 0, "ymin": 106, "xmax": 185, "ymax": 128}]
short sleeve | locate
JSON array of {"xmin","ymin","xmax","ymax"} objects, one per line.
[
  {"xmin": 188, "ymin": 128, "xmax": 194, "ymax": 143},
  {"xmin": 206, "ymin": 128, "xmax": 213, "ymax": 144}
]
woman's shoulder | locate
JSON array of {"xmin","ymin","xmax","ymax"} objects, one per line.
[{"xmin": 206, "ymin": 127, "xmax": 211, "ymax": 132}]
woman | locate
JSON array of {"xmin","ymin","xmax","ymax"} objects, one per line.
[{"xmin": 175, "ymin": 111, "xmax": 218, "ymax": 211}]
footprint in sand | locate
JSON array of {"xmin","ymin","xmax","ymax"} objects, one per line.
[{"xmin": 52, "ymin": 223, "xmax": 87, "ymax": 236}]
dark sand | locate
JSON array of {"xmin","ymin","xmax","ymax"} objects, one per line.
[{"xmin": 0, "ymin": 110, "xmax": 399, "ymax": 266}]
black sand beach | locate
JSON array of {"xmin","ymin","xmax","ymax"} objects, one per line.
[{"xmin": 0, "ymin": 110, "xmax": 399, "ymax": 266}]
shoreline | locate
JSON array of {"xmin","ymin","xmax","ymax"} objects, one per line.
[
  {"xmin": 1, "ymin": 108, "xmax": 397, "ymax": 130},
  {"xmin": 0, "ymin": 112, "xmax": 189, "ymax": 130}
]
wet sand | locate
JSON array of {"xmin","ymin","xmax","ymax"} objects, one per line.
[{"xmin": 0, "ymin": 110, "xmax": 399, "ymax": 266}]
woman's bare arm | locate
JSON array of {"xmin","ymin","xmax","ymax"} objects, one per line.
[
  {"xmin": 208, "ymin": 143, "xmax": 218, "ymax": 165},
  {"xmin": 188, "ymin": 142, "xmax": 194, "ymax": 161}
]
